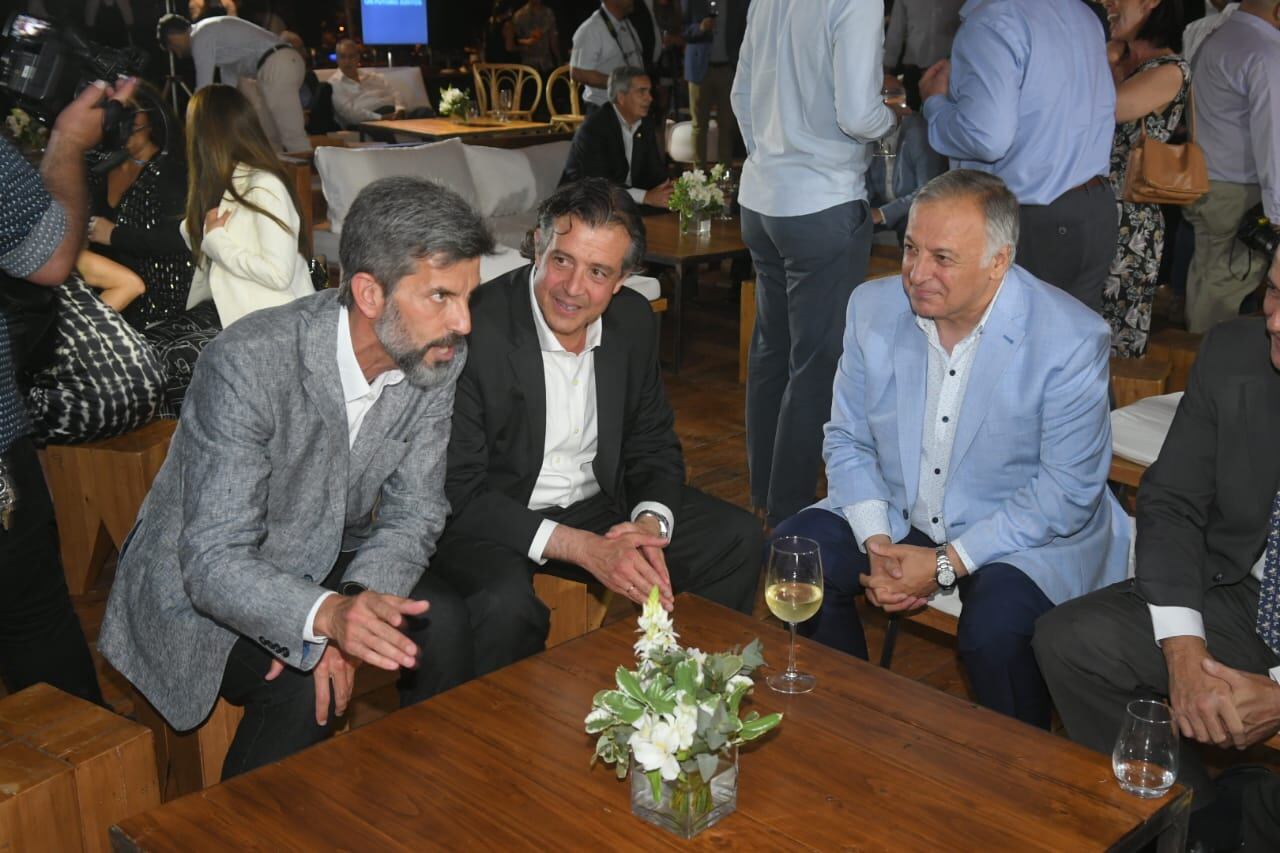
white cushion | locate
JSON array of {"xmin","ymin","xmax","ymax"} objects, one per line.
[
  {"xmin": 488, "ymin": 213, "xmax": 539, "ymax": 253},
  {"xmin": 462, "ymin": 146, "xmax": 538, "ymax": 218},
  {"xmin": 315, "ymin": 138, "xmax": 479, "ymax": 234},
  {"xmin": 315, "ymin": 67, "xmax": 432, "ymax": 111},
  {"xmin": 665, "ymin": 119, "xmax": 718, "ymax": 164},
  {"xmin": 1111, "ymin": 392, "xmax": 1182, "ymax": 466},
  {"xmin": 520, "ymin": 140, "xmax": 573, "ymax": 202},
  {"xmin": 480, "ymin": 244, "xmax": 662, "ymax": 302},
  {"xmin": 927, "ymin": 586, "xmax": 962, "ymax": 619}
]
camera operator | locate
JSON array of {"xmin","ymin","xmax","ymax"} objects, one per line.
[{"xmin": 0, "ymin": 76, "xmax": 137, "ymax": 705}]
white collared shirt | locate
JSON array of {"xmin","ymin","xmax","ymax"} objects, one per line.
[
  {"xmin": 330, "ymin": 68, "xmax": 403, "ymax": 127},
  {"xmin": 302, "ymin": 307, "xmax": 407, "ymax": 645},
  {"xmin": 525, "ymin": 272, "xmax": 674, "ymax": 563},
  {"xmin": 613, "ymin": 104, "xmax": 649, "ymax": 205},
  {"xmin": 844, "ymin": 277, "xmax": 1006, "ymax": 577},
  {"xmin": 570, "ymin": 5, "xmax": 648, "ymax": 106}
]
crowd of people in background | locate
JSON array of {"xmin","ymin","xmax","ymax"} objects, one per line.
[{"xmin": 3, "ymin": 1, "xmax": 1280, "ymax": 849}]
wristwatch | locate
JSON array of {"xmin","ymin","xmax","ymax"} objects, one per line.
[
  {"xmin": 935, "ymin": 545, "xmax": 957, "ymax": 591},
  {"xmin": 636, "ymin": 510, "xmax": 671, "ymax": 540}
]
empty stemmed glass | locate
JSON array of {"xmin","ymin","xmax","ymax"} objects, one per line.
[
  {"xmin": 765, "ymin": 536, "xmax": 824, "ymax": 694},
  {"xmin": 497, "ymin": 89, "xmax": 514, "ymax": 122}
]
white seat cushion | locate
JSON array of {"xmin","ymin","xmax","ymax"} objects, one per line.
[
  {"xmin": 462, "ymin": 146, "xmax": 538, "ymax": 218},
  {"xmin": 1111, "ymin": 392, "xmax": 1182, "ymax": 466},
  {"xmin": 927, "ymin": 586, "xmax": 962, "ymax": 619},
  {"xmin": 518, "ymin": 140, "xmax": 573, "ymax": 203},
  {"xmin": 315, "ymin": 138, "xmax": 479, "ymax": 235},
  {"xmin": 665, "ymin": 119, "xmax": 718, "ymax": 164},
  {"xmin": 315, "ymin": 67, "xmax": 432, "ymax": 112}
]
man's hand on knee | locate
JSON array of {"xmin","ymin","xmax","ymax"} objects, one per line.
[
  {"xmin": 1163, "ymin": 636, "xmax": 1237, "ymax": 746},
  {"xmin": 314, "ymin": 591, "xmax": 427, "ymax": 671},
  {"xmin": 312, "ymin": 645, "xmax": 359, "ymax": 726}
]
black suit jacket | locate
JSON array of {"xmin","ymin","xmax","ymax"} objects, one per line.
[
  {"xmin": 559, "ymin": 104, "xmax": 667, "ymax": 192},
  {"xmin": 444, "ymin": 266, "xmax": 685, "ymax": 557},
  {"xmin": 1136, "ymin": 318, "xmax": 1280, "ymax": 610}
]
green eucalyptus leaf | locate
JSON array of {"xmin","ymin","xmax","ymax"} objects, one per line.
[
  {"xmin": 737, "ymin": 712, "xmax": 783, "ymax": 742},
  {"xmin": 616, "ymin": 667, "xmax": 647, "ymax": 704},
  {"xmin": 740, "ymin": 638, "xmax": 766, "ymax": 672},
  {"xmin": 695, "ymin": 752, "xmax": 719, "ymax": 784},
  {"xmin": 705, "ymin": 726, "xmax": 727, "ymax": 752},
  {"xmin": 715, "ymin": 654, "xmax": 743, "ymax": 683}
]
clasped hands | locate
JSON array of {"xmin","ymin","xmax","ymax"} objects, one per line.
[
  {"xmin": 265, "ymin": 590, "xmax": 428, "ymax": 725},
  {"xmin": 858, "ymin": 535, "xmax": 965, "ymax": 614},
  {"xmin": 549, "ymin": 518, "xmax": 674, "ymax": 611},
  {"xmin": 1163, "ymin": 636, "xmax": 1280, "ymax": 750}
]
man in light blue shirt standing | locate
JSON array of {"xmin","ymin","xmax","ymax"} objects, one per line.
[
  {"xmin": 920, "ymin": 0, "xmax": 1116, "ymax": 314},
  {"xmin": 1184, "ymin": 2, "xmax": 1280, "ymax": 333},
  {"xmin": 732, "ymin": 0, "xmax": 897, "ymax": 528}
]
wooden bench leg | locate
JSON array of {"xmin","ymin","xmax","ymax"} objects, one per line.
[{"xmin": 132, "ymin": 690, "xmax": 243, "ymax": 802}]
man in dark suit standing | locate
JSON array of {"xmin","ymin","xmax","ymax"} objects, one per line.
[
  {"xmin": 401, "ymin": 179, "xmax": 759, "ymax": 694},
  {"xmin": 1034, "ymin": 250, "xmax": 1280, "ymax": 801},
  {"xmin": 560, "ymin": 66, "xmax": 673, "ymax": 207}
]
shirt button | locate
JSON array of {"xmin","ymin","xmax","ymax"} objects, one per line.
[
  {"xmin": 931, "ymin": 517, "xmax": 939, "ymax": 524},
  {"xmin": 902, "ymin": 509, "xmax": 909, "ymax": 520},
  {"xmin": 941, "ymin": 416, "xmax": 950, "ymax": 424},
  {"xmin": 1212, "ymin": 572, "xmax": 1224, "ymax": 582},
  {"xmin": 934, "ymin": 468, "xmax": 941, "ymax": 475},
  {"xmin": 949, "ymin": 370, "xmax": 956, "ymax": 376}
]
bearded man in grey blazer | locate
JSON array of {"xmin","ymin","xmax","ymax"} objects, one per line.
[{"xmin": 99, "ymin": 177, "xmax": 494, "ymax": 778}]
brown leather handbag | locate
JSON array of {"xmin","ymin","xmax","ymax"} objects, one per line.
[{"xmin": 1123, "ymin": 86, "xmax": 1209, "ymax": 206}]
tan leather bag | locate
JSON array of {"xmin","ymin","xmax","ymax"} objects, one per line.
[{"xmin": 1123, "ymin": 85, "xmax": 1209, "ymax": 206}]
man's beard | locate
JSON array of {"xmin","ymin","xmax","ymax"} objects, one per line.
[{"xmin": 374, "ymin": 297, "xmax": 466, "ymax": 389}]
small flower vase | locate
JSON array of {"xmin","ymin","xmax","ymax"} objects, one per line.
[
  {"xmin": 679, "ymin": 209, "xmax": 712, "ymax": 238},
  {"xmin": 630, "ymin": 747, "xmax": 738, "ymax": 839}
]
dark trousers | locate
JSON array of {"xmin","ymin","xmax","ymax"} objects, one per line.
[
  {"xmin": 742, "ymin": 200, "xmax": 872, "ymax": 527},
  {"xmin": 216, "ymin": 552, "xmax": 470, "ymax": 779},
  {"xmin": 1033, "ymin": 578, "xmax": 1280, "ymax": 795},
  {"xmin": 0, "ymin": 437, "xmax": 102, "ymax": 705},
  {"xmin": 774, "ymin": 508, "xmax": 1056, "ymax": 727},
  {"xmin": 1016, "ymin": 178, "xmax": 1118, "ymax": 316},
  {"xmin": 404, "ymin": 488, "xmax": 762, "ymax": 698}
]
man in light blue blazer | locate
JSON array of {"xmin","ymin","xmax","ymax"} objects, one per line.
[{"xmin": 771, "ymin": 170, "xmax": 1129, "ymax": 727}]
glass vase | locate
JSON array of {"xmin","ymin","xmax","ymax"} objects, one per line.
[
  {"xmin": 630, "ymin": 747, "xmax": 738, "ymax": 839},
  {"xmin": 679, "ymin": 209, "xmax": 712, "ymax": 238}
]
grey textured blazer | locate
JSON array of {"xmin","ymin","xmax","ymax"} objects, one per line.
[{"xmin": 99, "ymin": 290, "xmax": 460, "ymax": 730}]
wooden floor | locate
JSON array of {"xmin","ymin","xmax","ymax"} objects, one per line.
[{"xmin": 23, "ymin": 260, "xmax": 971, "ymax": 723}]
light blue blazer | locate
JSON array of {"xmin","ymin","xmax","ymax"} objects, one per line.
[{"xmin": 816, "ymin": 265, "xmax": 1130, "ymax": 605}]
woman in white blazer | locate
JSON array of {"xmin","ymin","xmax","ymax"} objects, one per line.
[{"xmin": 181, "ymin": 85, "xmax": 313, "ymax": 328}]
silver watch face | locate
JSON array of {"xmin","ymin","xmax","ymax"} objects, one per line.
[{"xmin": 937, "ymin": 566, "xmax": 956, "ymax": 588}]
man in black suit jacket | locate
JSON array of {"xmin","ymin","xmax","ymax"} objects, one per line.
[
  {"xmin": 1034, "ymin": 254, "xmax": 1280, "ymax": 800},
  {"xmin": 560, "ymin": 66, "xmax": 673, "ymax": 207},
  {"xmin": 399, "ymin": 179, "xmax": 758, "ymax": 698}
]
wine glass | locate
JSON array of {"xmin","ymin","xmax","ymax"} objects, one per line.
[
  {"xmin": 765, "ymin": 536, "xmax": 824, "ymax": 694},
  {"xmin": 498, "ymin": 89, "xmax": 514, "ymax": 122},
  {"xmin": 1112, "ymin": 699, "xmax": 1179, "ymax": 798}
]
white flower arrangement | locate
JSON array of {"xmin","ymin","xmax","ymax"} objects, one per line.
[
  {"xmin": 585, "ymin": 587, "xmax": 782, "ymax": 801},
  {"xmin": 437, "ymin": 86, "xmax": 473, "ymax": 119},
  {"xmin": 667, "ymin": 165, "xmax": 728, "ymax": 220},
  {"xmin": 5, "ymin": 108, "xmax": 48, "ymax": 151}
]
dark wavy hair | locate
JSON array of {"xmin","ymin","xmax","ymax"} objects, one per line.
[
  {"xmin": 520, "ymin": 178, "xmax": 646, "ymax": 273},
  {"xmin": 1134, "ymin": 0, "xmax": 1185, "ymax": 52}
]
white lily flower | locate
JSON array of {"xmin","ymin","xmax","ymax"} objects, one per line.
[
  {"xmin": 670, "ymin": 704, "xmax": 698, "ymax": 751},
  {"xmin": 631, "ymin": 718, "xmax": 682, "ymax": 781}
]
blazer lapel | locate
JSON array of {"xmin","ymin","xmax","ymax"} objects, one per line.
[
  {"xmin": 949, "ymin": 270, "xmax": 1027, "ymax": 473},
  {"xmin": 347, "ymin": 380, "xmax": 410, "ymax": 486},
  {"xmin": 592, "ymin": 315, "xmax": 626, "ymax": 495},
  {"xmin": 300, "ymin": 296, "xmax": 351, "ymax": 480},
  {"xmin": 508, "ymin": 270, "xmax": 548, "ymax": 477},
  {"xmin": 1243, "ymin": 347, "xmax": 1280, "ymax": 506},
  {"xmin": 893, "ymin": 310, "xmax": 928, "ymax": 510}
]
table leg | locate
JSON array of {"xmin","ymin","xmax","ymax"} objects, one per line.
[{"xmin": 672, "ymin": 264, "xmax": 685, "ymax": 374}]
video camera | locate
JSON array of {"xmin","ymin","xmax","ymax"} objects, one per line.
[{"xmin": 0, "ymin": 14, "xmax": 149, "ymax": 156}]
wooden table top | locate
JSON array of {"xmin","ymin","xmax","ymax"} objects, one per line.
[
  {"xmin": 642, "ymin": 212, "xmax": 750, "ymax": 266},
  {"xmin": 113, "ymin": 596, "xmax": 1188, "ymax": 851},
  {"xmin": 357, "ymin": 116, "xmax": 554, "ymax": 141}
]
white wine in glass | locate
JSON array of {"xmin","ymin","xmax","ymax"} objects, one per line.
[{"xmin": 765, "ymin": 536, "xmax": 824, "ymax": 694}]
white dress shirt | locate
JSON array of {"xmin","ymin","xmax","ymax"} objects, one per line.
[
  {"xmin": 302, "ymin": 307, "xmax": 407, "ymax": 645},
  {"xmin": 570, "ymin": 5, "xmax": 649, "ymax": 107},
  {"xmin": 190, "ymin": 16, "xmax": 284, "ymax": 90},
  {"xmin": 330, "ymin": 68, "xmax": 404, "ymax": 127},
  {"xmin": 844, "ymin": 277, "xmax": 1006, "ymax": 577},
  {"xmin": 613, "ymin": 105, "xmax": 649, "ymax": 204},
  {"xmin": 731, "ymin": 0, "xmax": 897, "ymax": 217},
  {"xmin": 524, "ymin": 273, "xmax": 674, "ymax": 563}
]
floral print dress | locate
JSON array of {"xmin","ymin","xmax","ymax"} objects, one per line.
[{"xmin": 1102, "ymin": 54, "xmax": 1190, "ymax": 357}]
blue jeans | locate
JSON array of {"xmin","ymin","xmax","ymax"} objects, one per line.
[{"xmin": 772, "ymin": 507, "xmax": 1056, "ymax": 727}]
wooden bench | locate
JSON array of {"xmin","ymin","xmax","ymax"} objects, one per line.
[
  {"xmin": 43, "ymin": 419, "xmax": 177, "ymax": 595},
  {"xmin": 135, "ymin": 576, "xmax": 612, "ymax": 801},
  {"xmin": 0, "ymin": 684, "xmax": 158, "ymax": 852}
]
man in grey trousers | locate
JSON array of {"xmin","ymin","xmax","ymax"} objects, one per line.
[
  {"xmin": 732, "ymin": 0, "xmax": 897, "ymax": 527},
  {"xmin": 99, "ymin": 178, "xmax": 494, "ymax": 777}
]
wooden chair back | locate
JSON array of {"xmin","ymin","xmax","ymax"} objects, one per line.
[
  {"xmin": 545, "ymin": 63, "xmax": 583, "ymax": 130},
  {"xmin": 472, "ymin": 62, "xmax": 543, "ymax": 120}
]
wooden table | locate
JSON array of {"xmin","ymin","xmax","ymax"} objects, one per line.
[
  {"xmin": 113, "ymin": 596, "xmax": 1188, "ymax": 851},
  {"xmin": 642, "ymin": 212, "xmax": 752, "ymax": 373},
  {"xmin": 356, "ymin": 116, "xmax": 558, "ymax": 144}
]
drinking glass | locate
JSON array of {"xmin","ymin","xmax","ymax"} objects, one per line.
[
  {"xmin": 498, "ymin": 89, "xmax": 514, "ymax": 122},
  {"xmin": 1112, "ymin": 699, "xmax": 1179, "ymax": 798},
  {"xmin": 716, "ymin": 169, "xmax": 736, "ymax": 221},
  {"xmin": 765, "ymin": 536, "xmax": 824, "ymax": 694}
]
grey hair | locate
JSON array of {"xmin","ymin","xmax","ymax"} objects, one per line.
[
  {"xmin": 338, "ymin": 177, "xmax": 494, "ymax": 306},
  {"xmin": 519, "ymin": 178, "xmax": 646, "ymax": 274},
  {"xmin": 910, "ymin": 170, "xmax": 1020, "ymax": 265},
  {"xmin": 608, "ymin": 66, "xmax": 649, "ymax": 103}
]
